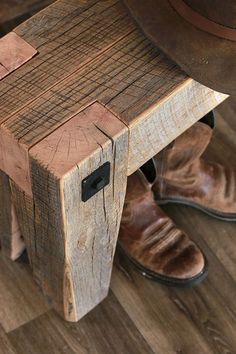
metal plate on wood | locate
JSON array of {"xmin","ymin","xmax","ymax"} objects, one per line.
[{"xmin": 82, "ymin": 162, "xmax": 110, "ymax": 202}]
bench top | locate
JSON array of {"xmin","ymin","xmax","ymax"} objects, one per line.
[{"xmin": 0, "ymin": 0, "xmax": 227, "ymax": 194}]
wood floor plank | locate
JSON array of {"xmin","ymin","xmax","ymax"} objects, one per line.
[
  {"xmin": 0, "ymin": 324, "xmax": 16, "ymax": 354},
  {"xmin": 8, "ymin": 292, "xmax": 153, "ymax": 354},
  {"xmin": 112, "ymin": 258, "xmax": 210, "ymax": 354},
  {"xmin": 112, "ymin": 241, "xmax": 236, "ymax": 354},
  {"xmin": 0, "ymin": 254, "xmax": 50, "ymax": 333}
]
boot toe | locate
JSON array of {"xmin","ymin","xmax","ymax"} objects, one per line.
[
  {"xmin": 119, "ymin": 169, "xmax": 208, "ymax": 288},
  {"xmin": 160, "ymin": 242, "xmax": 206, "ymax": 281}
]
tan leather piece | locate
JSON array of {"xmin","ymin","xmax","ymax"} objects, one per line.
[
  {"xmin": 118, "ymin": 170, "xmax": 205, "ymax": 281},
  {"xmin": 153, "ymin": 121, "xmax": 236, "ymax": 218},
  {"xmin": 0, "ymin": 32, "xmax": 37, "ymax": 80}
]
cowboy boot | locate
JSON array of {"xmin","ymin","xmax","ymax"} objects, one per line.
[
  {"xmin": 152, "ymin": 111, "xmax": 236, "ymax": 221},
  {"xmin": 118, "ymin": 166, "xmax": 208, "ymax": 287}
]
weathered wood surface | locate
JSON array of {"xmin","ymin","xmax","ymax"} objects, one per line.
[
  {"xmin": 11, "ymin": 102, "xmax": 129, "ymax": 321},
  {"xmin": 8, "ymin": 293, "xmax": 153, "ymax": 354},
  {"xmin": 0, "ymin": 0, "xmax": 228, "ymax": 322},
  {"xmin": 0, "ymin": 253, "xmax": 50, "ymax": 333}
]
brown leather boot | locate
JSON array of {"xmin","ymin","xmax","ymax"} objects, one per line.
[
  {"xmin": 118, "ymin": 169, "xmax": 208, "ymax": 287},
  {"xmin": 152, "ymin": 112, "xmax": 236, "ymax": 221}
]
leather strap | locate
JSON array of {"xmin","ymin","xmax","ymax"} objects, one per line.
[
  {"xmin": 169, "ymin": 0, "xmax": 236, "ymax": 41},
  {"xmin": 0, "ymin": 32, "xmax": 37, "ymax": 80}
]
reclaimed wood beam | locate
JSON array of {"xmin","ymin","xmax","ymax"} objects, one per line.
[{"xmin": 0, "ymin": 0, "xmax": 228, "ymax": 321}]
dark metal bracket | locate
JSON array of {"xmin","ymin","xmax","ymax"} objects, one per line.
[{"xmin": 81, "ymin": 162, "xmax": 111, "ymax": 202}]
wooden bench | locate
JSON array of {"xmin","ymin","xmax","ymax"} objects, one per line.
[{"xmin": 0, "ymin": 0, "xmax": 227, "ymax": 322}]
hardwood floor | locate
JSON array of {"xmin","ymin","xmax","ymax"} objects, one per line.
[{"xmin": 1, "ymin": 2, "xmax": 236, "ymax": 353}]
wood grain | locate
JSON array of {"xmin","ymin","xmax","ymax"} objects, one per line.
[
  {"xmin": 112, "ymin": 235, "xmax": 236, "ymax": 354},
  {"xmin": 112, "ymin": 255, "xmax": 211, "ymax": 354},
  {"xmin": 0, "ymin": 30, "xmax": 36, "ymax": 260},
  {"xmin": 126, "ymin": 80, "xmax": 225, "ymax": 174},
  {"xmin": 8, "ymin": 292, "xmax": 153, "ymax": 354},
  {"xmin": 0, "ymin": 254, "xmax": 49, "ymax": 333},
  {"xmin": 0, "ymin": 0, "xmax": 134, "ymax": 123},
  {"xmin": 0, "ymin": 324, "xmax": 16, "ymax": 354},
  {"xmin": 0, "ymin": 26, "xmax": 227, "ymax": 193},
  {"xmin": 16, "ymin": 102, "xmax": 129, "ymax": 321}
]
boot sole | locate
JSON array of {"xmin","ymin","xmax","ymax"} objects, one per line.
[
  {"xmin": 117, "ymin": 243, "xmax": 209, "ymax": 288},
  {"xmin": 157, "ymin": 197, "xmax": 236, "ymax": 222}
]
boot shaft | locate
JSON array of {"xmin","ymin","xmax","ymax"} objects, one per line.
[{"xmin": 153, "ymin": 115, "xmax": 214, "ymax": 197}]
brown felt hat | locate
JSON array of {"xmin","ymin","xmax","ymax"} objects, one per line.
[{"xmin": 124, "ymin": 0, "xmax": 236, "ymax": 95}]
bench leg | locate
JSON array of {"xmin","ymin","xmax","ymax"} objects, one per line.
[
  {"xmin": 10, "ymin": 103, "xmax": 129, "ymax": 321},
  {"xmin": 0, "ymin": 171, "xmax": 25, "ymax": 260}
]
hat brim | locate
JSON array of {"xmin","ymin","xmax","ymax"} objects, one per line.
[{"xmin": 124, "ymin": 0, "xmax": 236, "ymax": 95}]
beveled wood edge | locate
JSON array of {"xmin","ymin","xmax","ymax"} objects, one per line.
[
  {"xmin": 0, "ymin": 79, "xmax": 228, "ymax": 196},
  {"xmin": 126, "ymin": 80, "xmax": 228, "ymax": 175}
]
